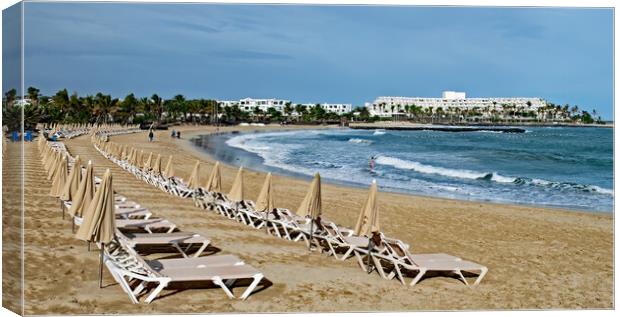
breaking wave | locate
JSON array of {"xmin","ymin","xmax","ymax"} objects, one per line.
[{"xmin": 376, "ymin": 156, "xmax": 612, "ymax": 196}]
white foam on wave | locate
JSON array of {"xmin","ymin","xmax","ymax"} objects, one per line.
[
  {"xmin": 489, "ymin": 172, "xmax": 517, "ymax": 183},
  {"xmin": 591, "ymin": 186, "xmax": 614, "ymax": 195},
  {"xmin": 226, "ymin": 133, "xmax": 313, "ymax": 176},
  {"xmin": 376, "ymin": 156, "xmax": 492, "ymax": 180},
  {"xmin": 373, "ymin": 130, "xmax": 386, "ymax": 135},
  {"xmin": 348, "ymin": 138, "xmax": 374, "ymax": 145},
  {"xmin": 475, "ymin": 130, "xmax": 503, "ymax": 134},
  {"xmin": 376, "ymin": 155, "xmax": 613, "ymax": 196}
]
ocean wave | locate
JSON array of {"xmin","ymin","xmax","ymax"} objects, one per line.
[
  {"xmin": 373, "ymin": 130, "xmax": 386, "ymax": 135},
  {"xmin": 376, "ymin": 156, "xmax": 613, "ymax": 196},
  {"xmin": 348, "ymin": 138, "xmax": 374, "ymax": 145}
]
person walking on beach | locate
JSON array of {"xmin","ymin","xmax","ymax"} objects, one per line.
[
  {"xmin": 148, "ymin": 129, "xmax": 154, "ymax": 142},
  {"xmin": 176, "ymin": 131, "xmax": 181, "ymax": 139},
  {"xmin": 171, "ymin": 129, "xmax": 176, "ymax": 138}
]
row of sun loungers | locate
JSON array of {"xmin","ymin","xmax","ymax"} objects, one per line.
[
  {"xmin": 39, "ymin": 129, "xmax": 267, "ymax": 303},
  {"xmin": 90, "ymin": 128, "xmax": 488, "ymax": 288}
]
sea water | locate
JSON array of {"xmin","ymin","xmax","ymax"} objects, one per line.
[{"xmin": 193, "ymin": 127, "xmax": 613, "ymax": 212}]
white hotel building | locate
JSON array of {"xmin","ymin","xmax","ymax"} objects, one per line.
[
  {"xmin": 218, "ymin": 98, "xmax": 352, "ymax": 115},
  {"xmin": 218, "ymin": 98, "xmax": 290, "ymax": 113},
  {"xmin": 366, "ymin": 91, "xmax": 547, "ymax": 117},
  {"xmin": 300, "ymin": 103, "xmax": 352, "ymax": 115}
]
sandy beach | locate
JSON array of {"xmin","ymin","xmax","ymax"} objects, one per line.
[{"xmin": 12, "ymin": 124, "xmax": 613, "ymax": 314}]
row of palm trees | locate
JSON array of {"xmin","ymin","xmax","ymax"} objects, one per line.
[
  {"xmin": 2, "ymin": 88, "xmax": 359, "ymax": 130},
  {"xmin": 3, "ymin": 87, "xmax": 223, "ymax": 126}
]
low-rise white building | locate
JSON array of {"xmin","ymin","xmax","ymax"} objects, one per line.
[
  {"xmin": 366, "ymin": 91, "xmax": 547, "ymax": 117},
  {"xmin": 218, "ymin": 98, "xmax": 351, "ymax": 115},
  {"xmin": 299, "ymin": 103, "xmax": 352, "ymax": 114},
  {"xmin": 218, "ymin": 98, "xmax": 290, "ymax": 113}
]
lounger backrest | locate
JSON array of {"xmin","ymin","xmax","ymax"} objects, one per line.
[
  {"xmin": 114, "ymin": 237, "xmax": 164, "ymax": 278},
  {"xmin": 325, "ymin": 222, "xmax": 346, "ymax": 241},
  {"xmin": 384, "ymin": 239, "xmax": 416, "ymax": 265}
]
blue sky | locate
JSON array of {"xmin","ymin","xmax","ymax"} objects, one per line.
[{"xmin": 8, "ymin": 3, "xmax": 615, "ymax": 118}]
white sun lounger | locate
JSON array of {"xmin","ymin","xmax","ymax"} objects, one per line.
[{"xmin": 104, "ymin": 241, "xmax": 265, "ymax": 304}]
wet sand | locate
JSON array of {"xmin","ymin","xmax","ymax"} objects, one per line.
[{"xmin": 15, "ymin": 124, "xmax": 613, "ymax": 314}]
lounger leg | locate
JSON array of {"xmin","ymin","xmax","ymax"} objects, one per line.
[
  {"xmin": 473, "ymin": 267, "xmax": 488, "ymax": 286},
  {"xmin": 172, "ymin": 243, "xmax": 189, "ymax": 258},
  {"xmin": 224, "ymin": 279, "xmax": 236, "ymax": 288},
  {"xmin": 326, "ymin": 242, "xmax": 337, "ymax": 257},
  {"xmin": 144, "ymin": 281, "xmax": 169, "ymax": 304},
  {"xmin": 339, "ymin": 247, "xmax": 355, "ymax": 261},
  {"xmin": 167, "ymin": 225, "xmax": 176, "ymax": 233},
  {"xmin": 212, "ymin": 277, "xmax": 236, "ymax": 299},
  {"xmin": 255, "ymin": 220, "xmax": 265, "ymax": 229},
  {"xmin": 409, "ymin": 269, "xmax": 427, "ymax": 287},
  {"xmin": 193, "ymin": 241, "xmax": 209, "ymax": 258},
  {"xmin": 272, "ymin": 224, "xmax": 282, "ymax": 238},
  {"xmin": 240, "ymin": 274, "xmax": 264, "ymax": 300},
  {"xmin": 354, "ymin": 251, "xmax": 367, "ymax": 271},
  {"xmin": 132, "ymin": 281, "xmax": 147, "ymax": 295},
  {"xmin": 455, "ymin": 270, "xmax": 469, "ymax": 286},
  {"xmin": 371, "ymin": 256, "xmax": 386, "ymax": 277},
  {"xmin": 393, "ymin": 264, "xmax": 406, "ymax": 285}
]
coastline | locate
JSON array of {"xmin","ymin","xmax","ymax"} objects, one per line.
[
  {"xmin": 183, "ymin": 125, "xmax": 612, "ymax": 215},
  {"xmin": 46, "ymin": 124, "xmax": 612, "ymax": 312},
  {"xmin": 348, "ymin": 121, "xmax": 614, "ymax": 129}
]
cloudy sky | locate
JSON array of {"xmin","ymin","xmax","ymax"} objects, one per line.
[{"xmin": 3, "ymin": 2, "xmax": 614, "ymax": 118}]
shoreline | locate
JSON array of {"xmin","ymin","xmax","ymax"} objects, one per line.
[
  {"xmin": 59, "ymin": 124, "xmax": 613, "ymax": 311},
  {"xmin": 181, "ymin": 126, "xmax": 612, "ymax": 216}
]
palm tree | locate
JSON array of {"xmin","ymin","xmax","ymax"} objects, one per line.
[
  {"xmin": 151, "ymin": 94, "xmax": 164, "ymax": 122},
  {"xmin": 283, "ymin": 102, "xmax": 293, "ymax": 118},
  {"xmin": 3, "ymin": 102, "xmax": 41, "ymax": 131},
  {"xmin": 173, "ymin": 94, "xmax": 187, "ymax": 122},
  {"xmin": 81, "ymin": 95, "xmax": 96, "ymax": 123},
  {"xmin": 253, "ymin": 106, "xmax": 263, "ymax": 121},
  {"xmin": 119, "ymin": 93, "xmax": 139, "ymax": 124},
  {"xmin": 27, "ymin": 86, "xmax": 40, "ymax": 106},
  {"xmin": 4, "ymin": 88, "xmax": 17, "ymax": 108},
  {"xmin": 570, "ymin": 105, "xmax": 579, "ymax": 118},
  {"xmin": 294, "ymin": 104, "xmax": 306, "ymax": 121},
  {"xmin": 93, "ymin": 93, "xmax": 119, "ymax": 124},
  {"xmin": 52, "ymin": 89, "xmax": 70, "ymax": 119}
]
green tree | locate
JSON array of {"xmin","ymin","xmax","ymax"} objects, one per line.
[
  {"xmin": 119, "ymin": 93, "xmax": 139, "ymax": 124},
  {"xmin": 4, "ymin": 88, "xmax": 17, "ymax": 108},
  {"xmin": 172, "ymin": 94, "xmax": 187, "ymax": 122},
  {"xmin": 3, "ymin": 103, "xmax": 41, "ymax": 131},
  {"xmin": 27, "ymin": 86, "xmax": 40, "ymax": 106},
  {"xmin": 266, "ymin": 107, "xmax": 283, "ymax": 122},
  {"xmin": 252, "ymin": 106, "xmax": 264, "ymax": 121},
  {"xmin": 310, "ymin": 104, "xmax": 326, "ymax": 121},
  {"xmin": 283, "ymin": 102, "xmax": 293, "ymax": 117},
  {"xmin": 294, "ymin": 104, "xmax": 307, "ymax": 119},
  {"xmin": 93, "ymin": 93, "xmax": 119, "ymax": 124},
  {"xmin": 52, "ymin": 89, "xmax": 70, "ymax": 120},
  {"xmin": 151, "ymin": 94, "xmax": 164, "ymax": 122}
]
